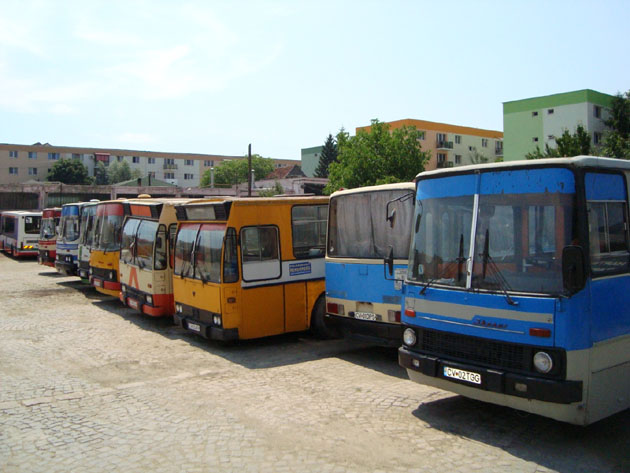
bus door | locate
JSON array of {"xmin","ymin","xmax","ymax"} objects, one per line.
[{"xmin": 240, "ymin": 225, "xmax": 284, "ymax": 338}]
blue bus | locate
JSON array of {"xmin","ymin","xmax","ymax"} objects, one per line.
[
  {"xmin": 399, "ymin": 157, "xmax": 630, "ymax": 425},
  {"xmin": 325, "ymin": 183, "xmax": 415, "ymax": 345},
  {"xmin": 55, "ymin": 203, "xmax": 83, "ymax": 276}
]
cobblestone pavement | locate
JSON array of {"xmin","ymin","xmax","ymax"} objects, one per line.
[{"xmin": 1, "ymin": 254, "xmax": 629, "ymax": 472}]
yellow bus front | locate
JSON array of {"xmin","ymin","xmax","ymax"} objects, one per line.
[{"xmin": 90, "ymin": 202, "xmax": 126, "ymax": 297}]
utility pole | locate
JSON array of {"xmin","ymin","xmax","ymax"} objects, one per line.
[{"xmin": 247, "ymin": 144, "xmax": 252, "ymax": 197}]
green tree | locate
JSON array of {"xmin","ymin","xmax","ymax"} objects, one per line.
[
  {"xmin": 47, "ymin": 159, "xmax": 91, "ymax": 184},
  {"xmin": 325, "ymin": 119, "xmax": 430, "ymax": 193},
  {"xmin": 602, "ymin": 90, "xmax": 630, "ymax": 159},
  {"xmin": 258, "ymin": 181, "xmax": 284, "ymax": 197},
  {"xmin": 108, "ymin": 161, "xmax": 133, "ymax": 184},
  {"xmin": 314, "ymin": 134, "xmax": 338, "ymax": 178},
  {"xmin": 94, "ymin": 161, "xmax": 109, "ymax": 185},
  {"xmin": 469, "ymin": 148, "xmax": 489, "ymax": 164},
  {"xmin": 525, "ymin": 124, "xmax": 592, "ymax": 159},
  {"xmin": 200, "ymin": 155, "xmax": 274, "ymax": 187}
]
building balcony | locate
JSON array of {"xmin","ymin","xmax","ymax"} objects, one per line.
[
  {"xmin": 163, "ymin": 163, "xmax": 178, "ymax": 170},
  {"xmin": 495, "ymin": 147, "xmax": 504, "ymax": 156},
  {"xmin": 436, "ymin": 161, "xmax": 454, "ymax": 168},
  {"xmin": 436, "ymin": 140, "xmax": 453, "ymax": 149}
]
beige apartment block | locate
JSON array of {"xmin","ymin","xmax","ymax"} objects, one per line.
[
  {"xmin": 0, "ymin": 143, "xmax": 297, "ymax": 186},
  {"xmin": 357, "ymin": 119, "xmax": 503, "ymax": 170}
]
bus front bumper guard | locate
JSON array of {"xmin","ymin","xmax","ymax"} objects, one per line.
[
  {"xmin": 55, "ymin": 260, "xmax": 77, "ymax": 276},
  {"xmin": 399, "ymin": 347, "xmax": 583, "ymax": 404},
  {"xmin": 174, "ymin": 313, "xmax": 238, "ymax": 342},
  {"xmin": 326, "ymin": 313, "xmax": 403, "ymax": 347}
]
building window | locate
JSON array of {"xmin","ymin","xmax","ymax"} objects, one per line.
[
  {"xmin": 594, "ymin": 106, "xmax": 602, "ymax": 118},
  {"xmin": 132, "ymin": 156, "xmax": 140, "ymax": 164},
  {"xmin": 437, "ymin": 153, "xmax": 446, "ymax": 164},
  {"xmin": 481, "ymin": 138, "xmax": 488, "ymax": 148},
  {"xmin": 548, "ymin": 108, "xmax": 554, "ymax": 115},
  {"xmin": 594, "ymin": 132, "xmax": 603, "ymax": 145},
  {"xmin": 418, "ymin": 131, "xmax": 425, "ymax": 140},
  {"xmin": 28, "ymin": 167, "xmax": 37, "ymax": 175},
  {"xmin": 468, "ymin": 146, "xmax": 475, "ymax": 151},
  {"xmin": 548, "ymin": 135, "xmax": 555, "ymax": 141},
  {"xmin": 9, "ymin": 150, "xmax": 18, "ymax": 158},
  {"xmin": 455, "ymin": 135, "xmax": 461, "ymax": 144},
  {"xmin": 204, "ymin": 160, "xmax": 214, "ymax": 167},
  {"xmin": 28, "ymin": 152, "xmax": 37, "ymax": 159},
  {"xmin": 164, "ymin": 172, "xmax": 175, "ymax": 179},
  {"xmin": 437, "ymin": 133, "xmax": 447, "ymax": 142},
  {"xmin": 48, "ymin": 152, "xmax": 60, "ymax": 160},
  {"xmin": 148, "ymin": 157, "xmax": 155, "ymax": 164},
  {"xmin": 184, "ymin": 173, "xmax": 194, "ymax": 180},
  {"xmin": 148, "ymin": 171, "xmax": 156, "ymax": 178},
  {"xmin": 455, "ymin": 155, "xmax": 462, "ymax": 164},
  {"xmin": 185, "ymin": 159, "xmax": 194, "ymax": 166},
  {"xmin": 9, "ymin": 167, "xmax": 18, "ymax": 175},
  {"xmin": 533, "ymin": 137, "xmax": 539, "ymax": 143},
  {"xmin": 532, "ymin": 111, "xmax": 539, "ymax": 117}
]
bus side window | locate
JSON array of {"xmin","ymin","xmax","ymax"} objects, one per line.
[
  {"xmin": 168, "ymin": 224, "xmax": 177, "ymax": 269},
  {"xmin": 241, "ymin": 226, "xmax": 281, "ymax": 281},
  {"xmin": 155, "ymin": 226, "xmax": 167, "ymax": 270},
  {"xmin": 223, "ymin": 228, "xmax": 238, "ymax": 283}
]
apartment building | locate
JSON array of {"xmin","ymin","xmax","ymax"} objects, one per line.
[
  {"xmin": 0, "ymin": 143, "xmax": 298, "ymax": 186},
  {"xmin": 356, "ymin": 119, "xmax": 503, "ymax": 170},
  {"xmin": 503, "ymin": 89, "xmax": 614, "ymax": 161}
]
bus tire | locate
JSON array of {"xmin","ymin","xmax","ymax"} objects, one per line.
[{"xmin": 311, "ymin": 295, "xmax": 339, "ymax": 339}]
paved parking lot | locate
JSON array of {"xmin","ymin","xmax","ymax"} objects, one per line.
[{"xmin": 0, "ymin": 254, "xmax": 629, "ymax": 472}]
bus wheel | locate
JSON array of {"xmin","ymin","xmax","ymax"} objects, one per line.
[{"xmin": 311, "ymin": 295, "xmax": 340, "ymax": 339}]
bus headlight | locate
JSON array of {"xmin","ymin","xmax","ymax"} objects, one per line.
[
  {"xmin": 533, "ymin": 351, "xmax": 553, "ymax": 374},
  {"xmin": 403, "ymin": 328, "xmax": 417, "ymax": 347},
  {"xmin": 109, "ymin": 271, "xmax": 114, "ymax": 280},
  {"xmin": 176, "ymin": 304, "xmax": 183, "ymax": 313},
  {"xmin": 146, "ymin": 295, "xmax": 153, "ymax": 305},
  {"xmin": 213, "ymin": 315, "xmax": 222, "ymax": 326}
]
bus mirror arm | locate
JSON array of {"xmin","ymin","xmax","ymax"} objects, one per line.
[
  {"xmin": 383, "ymin": 245, "xmax": 394, "ymax": 279},
  {"xmin": 562, "ymin": 245, "xmax": 586, "ymax": 294}
]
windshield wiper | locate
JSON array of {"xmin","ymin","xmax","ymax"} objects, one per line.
[
  {"xmin": 421, "ymin": 233, "xmax": 466, "ymax": 295},
  {"xmin": 481, "ymin": 229, "xmax": 518, "ymax": 306}
]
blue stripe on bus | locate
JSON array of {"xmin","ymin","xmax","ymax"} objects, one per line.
[
  {"xmin": 61, "ymin": 205, "xmax": 80, "ymax": 216},
  {"xmin": 479, "ymin": 168, "xmax": 575, "ymax": 195},
  {"xmin": 57, "ymin": 243, "xmax": 79, "ymax": 250},
  {"xmin": 417, "ymin": 174, "xmax": 477, "ymax": 200},
  {"xmin": 325, "ymin": 261, "xmax": 406, "ymax": 305},
  {"xmin": 585, "ymin": 172, "xmax": 626, "ymax": 201}
]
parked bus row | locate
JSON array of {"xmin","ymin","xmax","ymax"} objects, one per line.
[{"xmin": 6, "ymin": 156, "xmax": 629, "ymax": 426}]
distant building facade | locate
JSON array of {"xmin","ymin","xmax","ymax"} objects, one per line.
[
  {"xmin": 0, "ymin": 142, "xmax": 297, "ymax": 186},
  {"xmin": 503, "ymin": 89, "xmax": 614, "ymax": 161},
  {"xmin": 357, "ymin": 119, "xmax": 503, "ymax": 170}
]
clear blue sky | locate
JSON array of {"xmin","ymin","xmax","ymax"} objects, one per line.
[{"xmin": 1, "ymin": 0, "xmax": 628, "ymax": 161}]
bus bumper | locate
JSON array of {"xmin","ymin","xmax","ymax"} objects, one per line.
[
  {"xmin": 121, "ymin": 287, "xmax": 174, "ymax": 317},
  {"xmin": 38, "ymin": 250, "xmax": 56, "ymax": 267},
  {"xmin": 55, "ymin": 260, "xmax": 77, "ymax": 276},
  {"xmin": 174, "ymin": 313, "xmax": 239, "ymax": 341},
  {"xmin": 399, "ymin": 347, "xmax": 583, "ymax": 404},
  {"xmin": 326, "ymin": 313, "xmax": 403, "ymax": 347}
]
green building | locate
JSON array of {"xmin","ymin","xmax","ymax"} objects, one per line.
[
  {"xmin": 503, "ymin": 89, "xmax": 614, "ymax": 161},
  {"xmin": 300, "ymin": 145, "xmax": 323, "ymax": 178}
]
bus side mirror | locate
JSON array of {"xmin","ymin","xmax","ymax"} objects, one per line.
[
  {"xmin": 387, "ymin": 208, "xmax": 396, "ymax": 228},
  {"xmin": 384, "ymin": 245, "xmax": 394, "ymax": 277},
  {"xmin": 562, "ymin": 245, "xmax": 586, "ymax": 294}
]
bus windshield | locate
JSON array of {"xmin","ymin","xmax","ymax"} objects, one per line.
[
  {"xmin": 409, "ymin": 168, "xmax": 577, "ymax": 295},
  {"xmin": 40, "ymin": 218, "xmax": 56, "ymax": 240},
  {"xmin": 121, "ymin": 218, "xmax": 165, "ymax": 270},
  {"xmin": 62, "ymin": 216, "xmax": 80, "ymax": 242},
  {"xmin": 174, "ymin": 223, "xmax": 226, "ymax": 283},
  {"xmin": 80, "ymin": 206, "xmax": 97, "ymax": 247},
  {"xmin": 25, "ymin": 216, "xmax": 41, "ymax": 235},
  {"xmin": 328, "ymin": 189, "xmax": 414, "ymax": 259},
  {"xmin": 95, "ymin": 204, "xmax": 124, "ymax": 252}
]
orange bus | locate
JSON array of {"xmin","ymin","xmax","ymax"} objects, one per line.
[{"xmin": 38, "ymin": 207, "xmax": 61, "ymax": 267}]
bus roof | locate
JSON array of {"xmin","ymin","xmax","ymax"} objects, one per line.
[
  {"xmin": 330, "ymin": 182, "xmax": 415, "ymax": 199},
  {"xmin": 415, "ymin": 156, "xmax": 630, "ymax": 181},
  {"xmin": 1, "ymin": 210, "xmax": 42, "ymax": 217}
]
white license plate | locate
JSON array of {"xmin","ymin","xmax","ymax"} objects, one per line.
[
  {"xmin": 354, "ymin": 312, "xmax": 377, "ymax": 321},
  {"xmin": 187, "ymin": 322, "xmax": 201, "ymax": 332},
  {"xmin": 93, "ymin": 279, "xmax": 102, "ymax": 287},
  {"xmin": 128, "ymin": 299, "xmax": 139, "ymax": 310},
  {"xmin": 443, "ymin": 366, "xmax": 482, "ymax": 385}
]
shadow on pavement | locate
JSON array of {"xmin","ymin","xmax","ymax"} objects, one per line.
[
  {"xmin": 86, "ymin": 294, "xmax": 402, "ymax": 374},
  {"xmin": 412, "ymin": 395, "xmax": 630, "ymax": 473}
]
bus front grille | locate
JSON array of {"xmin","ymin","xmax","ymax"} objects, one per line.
[{"xmin": 420, "ymin": 328, "xmax": 527, "ymax": 372}]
